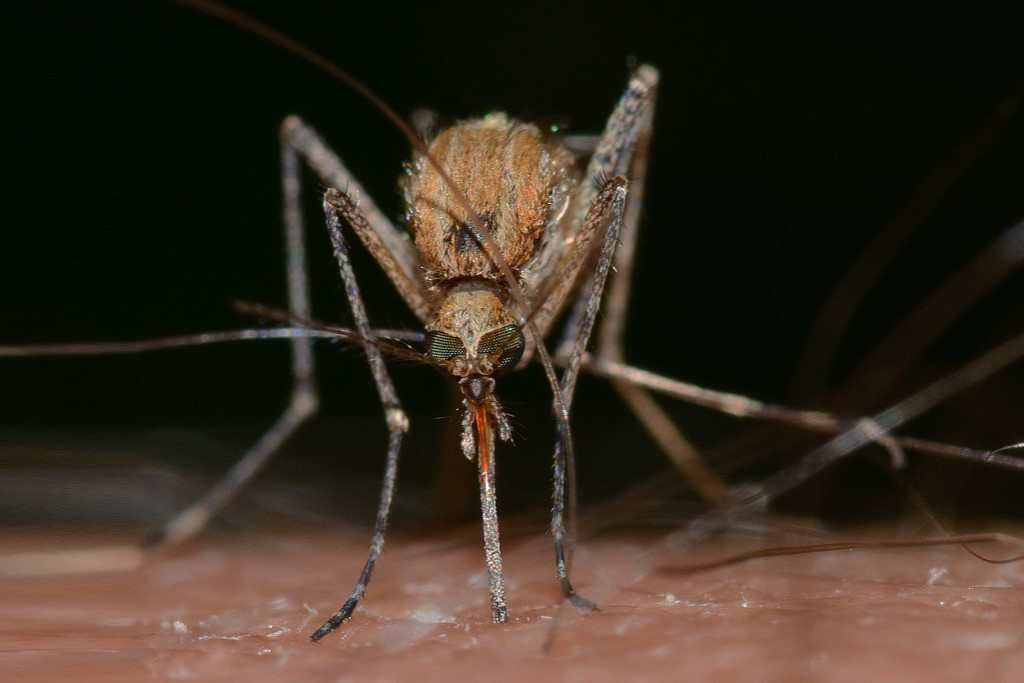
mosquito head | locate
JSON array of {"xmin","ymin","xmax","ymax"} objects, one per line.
[{"xmin": 425, "ymin": 281, "xmax": 526, "ymax": 380}]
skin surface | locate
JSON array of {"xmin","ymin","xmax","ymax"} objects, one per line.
[
  {"xmin": 3, "ymin": 519, "xmax": 1023, "ymax": 683},
  {"xmin": 4, "ymin": 5, "xmax": 1024, "ymax": 682}
]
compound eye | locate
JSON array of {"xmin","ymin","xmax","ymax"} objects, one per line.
[
  {"xmin": 425, "ymin": 331, "xmax": 465, "ymax": 361},
  {"xmin": 477, "ymin": 324, "xmax": 525, "ymax": 372}
]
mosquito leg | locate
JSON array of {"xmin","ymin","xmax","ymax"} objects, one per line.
[
  {"xmin": 589, "ymin": 66, "xmax": 729, "ymax": 505},
  {"xmin": 591, "ymin": 68, "xmax": 654, "ymax": 365},
  {"xmin": 545, "ymin": 66, "xmax": 664, "ymax": 611},
  {"xmin": 142, "ymin": 136, "xmax": 320, "ymax": 549},
  {"xmin": 309, "ymin": 188, "xmax": 410, "ymax": 642},
  {"xmin": 280, "ymin": 116, "xmax": 432, "ymax": 322},
  {"xmin": 549, "ymin": 176, "xmax": 629, "ymax": 611},
  {"xmin": 529, "ymin": 66, "xmax": 657, "ymax": 335},
  {"xmin": 666, "ymin": 327, "xmax": 1024, "ymax": 546}
]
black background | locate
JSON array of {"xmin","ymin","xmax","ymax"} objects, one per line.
[{"xmin": 4, "ymin": 2, "xmax": 1024, "ymax": 527}]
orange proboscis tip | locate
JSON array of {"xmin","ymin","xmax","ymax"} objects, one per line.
[{"xmin": 474, "ymin": 403, "xmax": 491, "ymax": 475}]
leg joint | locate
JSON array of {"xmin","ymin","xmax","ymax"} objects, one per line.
[
  {"xmin": 279, "ymin": 114, "xmax": 309, "ymax": 145},
  {"xmin": 290, "ymin": 389, "xmax": 319, "ymax": 419},
  {"xmin": 385, "ymin": 406, "xmax": 410, "ymax": 433}
]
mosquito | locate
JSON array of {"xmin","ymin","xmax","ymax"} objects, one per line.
[
  {"xmin": 6, "ymin": 0, "xmax": 1024, "ymax": 644},
  {"xmin": 86, "ymin": 0, "xmax": 674, "ymax": 640}
]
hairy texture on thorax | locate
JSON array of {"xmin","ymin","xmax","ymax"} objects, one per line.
[{"xmin": 403, "ymin": 113, "xmax": 577, "ymax": 287}]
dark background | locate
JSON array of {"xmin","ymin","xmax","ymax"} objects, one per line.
[{"xmin": 3, "ymin": 2, "xmax": 1024, "ymax": 530}]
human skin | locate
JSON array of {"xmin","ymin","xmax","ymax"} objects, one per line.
[{"xmin": 3, "ymin": 519, "xmax": 1022, "ymax": 683}]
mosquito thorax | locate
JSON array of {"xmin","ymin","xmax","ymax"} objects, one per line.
[
  {"xmin": 425, "ymin": 281, "xmax": 525, "ymax": 377},
  {"xmin": 401, "ymin": 112, "xmax": 577, "ymax": 284}
]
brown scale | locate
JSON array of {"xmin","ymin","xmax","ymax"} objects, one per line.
[
  {"xmin": 402, "ymin": 113, "xmax": 577, "ymax": 359},
  {"xmin": 403, "ymin": 113, "xmax": 576, "ymax": 284}
]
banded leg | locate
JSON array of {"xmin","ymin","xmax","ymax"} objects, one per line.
[
  {"xmin": 142, "ymin": 133, "xmax": 320, "ymax": 548},
  {"xmin": 543, "ymin": 65, "xmax": 662, "ymax": 608},
  {"xmin": 590, "ymin": 70, "xmax": 729, "ymax": 505},
  {"xmin": 551, "ymin": 176, "xmax": 629, "ymax": 609},
  {"xmin": 310, "ymin": 188, "xmax": 410, "ymax": 642}
]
